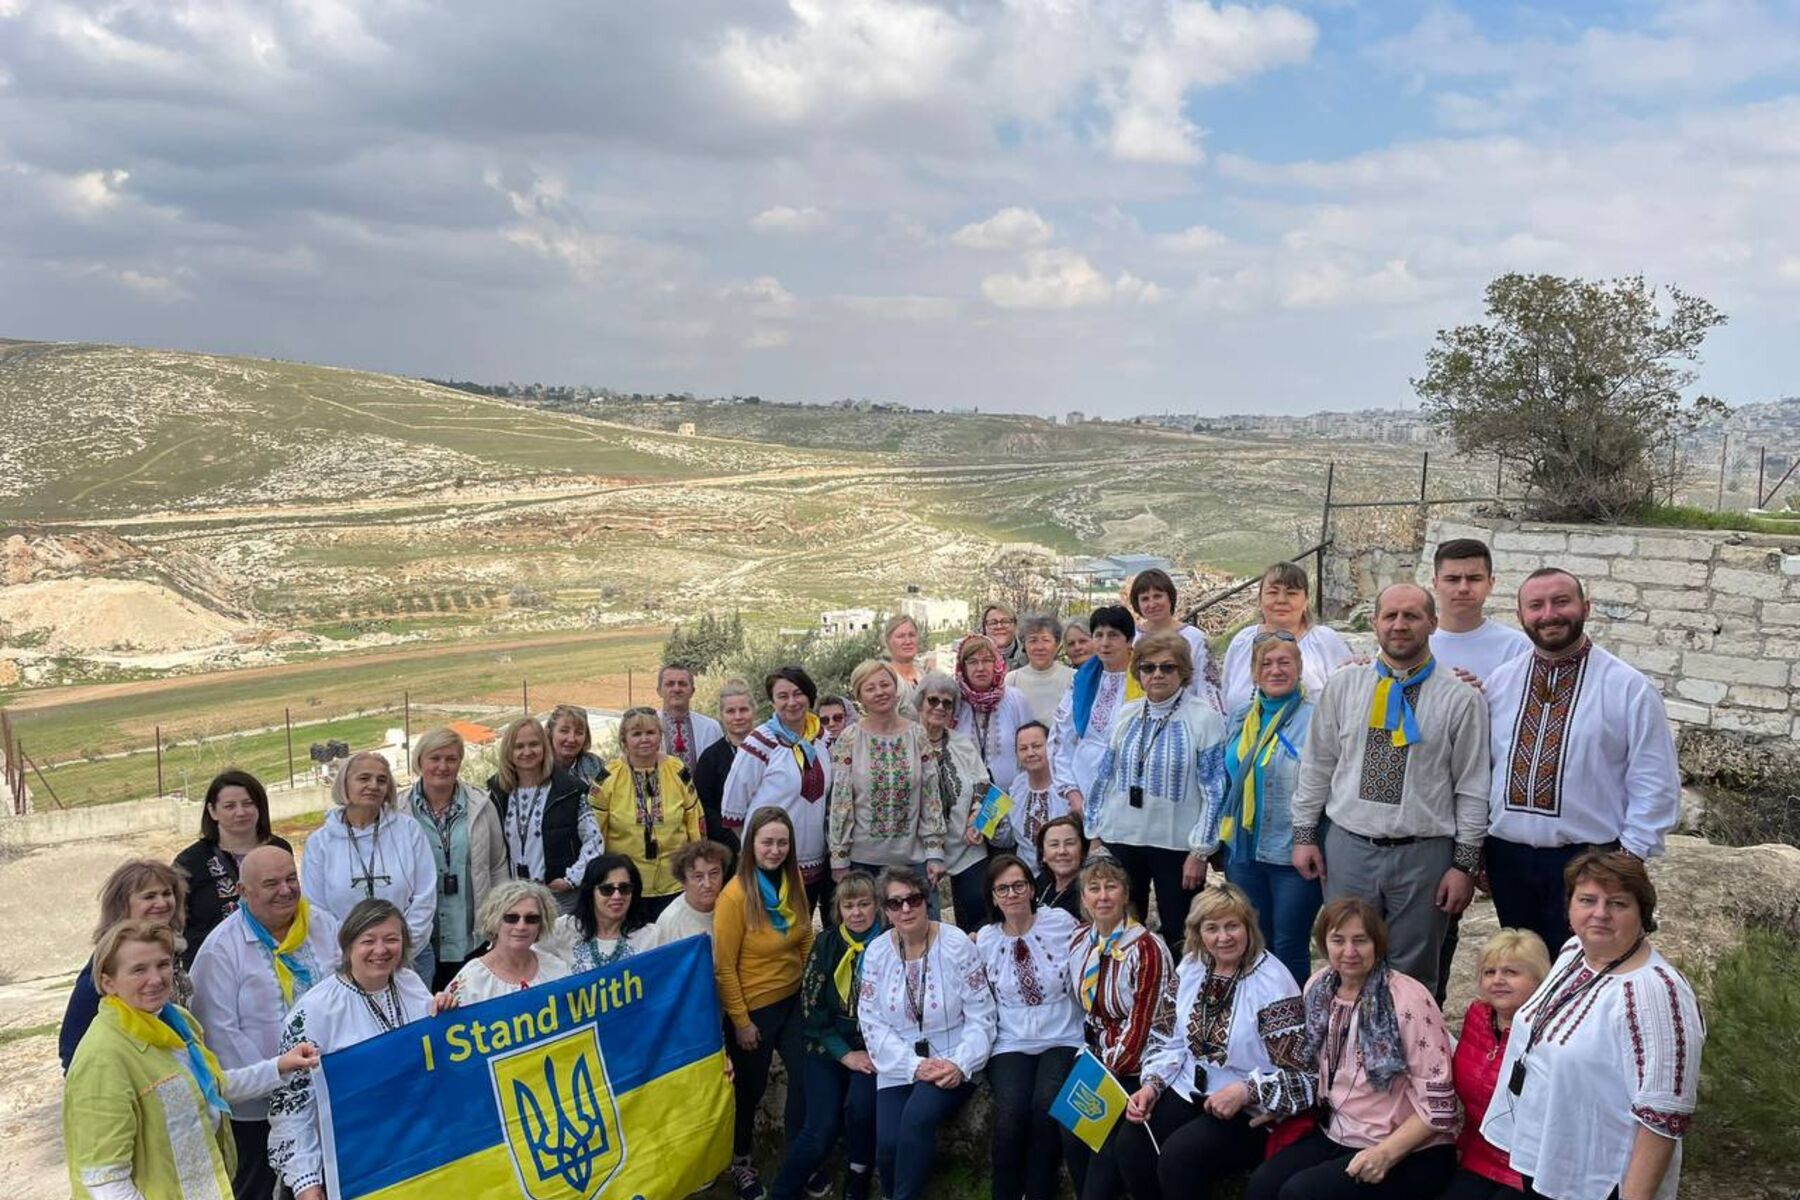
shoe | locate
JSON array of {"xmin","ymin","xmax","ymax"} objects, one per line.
[
  {"xmin": 841, "ymin": 1166, "xmax": 872, "ymax": 1200},
  {"xmin": 730, "ymin": 1156, "xmax": 767, "ymax": 1200},
  {"xmin": 803, "ymin": 1168, "xmax": 833, "ymax": 1198}
]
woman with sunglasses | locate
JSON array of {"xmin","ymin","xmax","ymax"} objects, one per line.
[
  {"xmin": 1219, "ymin": 561, "xmax": 1352, "ymax": 713},
  {"xmin": 590, "ymin": 707, "xmax": 703, "ymax": 922},
  {"xmin": 1193, "ymin": 630, "xmax": 1321, "ymax": 986},
  {"xmin": 915, "ymin": 672, "xmax": 990, "ymax": 933},
  {"xmin": 1087, "ymin": 630, "xmax": 1229, "ymax": 961},
  {"xmin": 438, "ymin": 880, "xmax": 568, "ymax": 1006},
  {"xmin": 554, "ymin": 855, "xmax": 658, "ymax": 971},
  {"xmin": 859, "ymin": 865, "xmax": 997, "ymax": 1200},
  {"xmin": 978, "ymin": 853, "xmax": 1084, "ymax": 1200}
]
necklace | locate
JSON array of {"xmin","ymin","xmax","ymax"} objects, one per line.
[{"xmin": 346, "ymin": 974, "xmax": 402, "ymax": 1032}]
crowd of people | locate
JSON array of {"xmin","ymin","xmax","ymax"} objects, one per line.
[{"xmin": 58, "ymin": 545, "xmax": 1703, "ymax": 1200}]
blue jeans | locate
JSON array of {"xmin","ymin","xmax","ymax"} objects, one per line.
[
  {"xmin": 770, "ymin": 1053, "xmax": 877, "ymax": 1200},
  {"xmin": 1227, "ymin": 857, "xmax": 1321, "ymax": 987},
  {"xmin": 876, "ymin": 1079, "xmax": 973, "ymax": 1200}
]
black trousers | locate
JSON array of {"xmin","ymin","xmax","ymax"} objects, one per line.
[
  {"xmin": 1244, "ymin": 1129, "xmax": 1456, "ymax": 1200},
  {"xmin": 1105, "ymin": 841, "xmax": 1195, "ymax": 959},
  {"xmin": 1438, "ymin": 1166, "xmax": 1527, "ymax": 1200},
  {"xmin": 229, "ymin": 1118, "xmax": 281, "ymax": 1200},
  {"xmin": 1111, "ymin": 1090, "xmax": 1268, "ymax": 1200},
  {"xmin": 1485, "ymin": 837, "xmax": 1617, "ymax": 958},
  {"xmin": 726, "ymin": 994, "xmax": 807, "ymax": 1158},
  {"xmin": 986, "ymin": 1047, "xmax": 1078, "ymax": 1200}
]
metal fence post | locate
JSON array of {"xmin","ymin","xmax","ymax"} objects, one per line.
[
  {"xmin": 155, "ymin": 725, "xmax": 164, "ymax": 798},
  {"xmin": 1316, "ymin": 461, "xmax": 1335, "ymax": 615},
  {"xmin": 285, "ymin": 708, "xmax": 294, "ymax": 788}
]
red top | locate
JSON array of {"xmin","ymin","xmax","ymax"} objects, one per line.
[{"xmin": 1452, "ymin": 1002, "xmax": 1523, "ymax": 1188}]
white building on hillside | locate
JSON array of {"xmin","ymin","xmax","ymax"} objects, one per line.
[
  {"xmin": 899, "ymin": 596, "xmax": 971, "ymax": 633},
  {"xmin": 820, "ymin": 608, "xmax": 878, "ymax": 640}
]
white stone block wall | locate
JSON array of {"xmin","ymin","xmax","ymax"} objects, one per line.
[{"xmin": 1420, "ymin": 517, "xmax": 1800, "ymax": 740}]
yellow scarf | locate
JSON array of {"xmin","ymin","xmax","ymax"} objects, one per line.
[
  {"xmin": 104, "ymin": 996, "xmax": 230, "ymax": 1113},
  {"xmin": 833, "ymin": 924, "xmax": 870, "ymax": 1008},
  {"xmin": 1079, "ymin": 918, "xmax": 1140, "ymax": 1012},
  {"xmin": 242, "ymin": 899, "xmax": 312, "ymax": 1007},
  {"xmin": 1220, "ymin": 693, "xmax": 1298, "ymax": 845}
]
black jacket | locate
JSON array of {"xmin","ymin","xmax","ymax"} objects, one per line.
[
  {"xmin": 487, "ymin": 767, "xmax": 592, "ymax": 886},
  {"xmin": 173, "ymin": 834, "xmax": 294, "ymax": 969}
]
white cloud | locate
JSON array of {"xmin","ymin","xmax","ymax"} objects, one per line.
[
  {"xmin": 952, "ymin": 206, "xmax": 1053, "ymax": 250},
  {"xmin": 981, "ymin": 249, "xmax": 1114, "ymax": 309},
  {"xmin": 749, "ymin": 205, "xmax": 827, "ymax": 234},
  {"xmin": 1105, "ymin": 2, "xmax": 1318, "ymax": 164},
  {"xmin": 1157, "ymin": 224, "xmax": 1227, "ymax": 254},
  {"xmin": 743, "ymin": 328, "xmax": 791, "ymax": 349},
  {"xmin": 836, "ymin": 294, "xmax": 962, "ymax": 321},
  {"xmin": 1114, "ymin": 271, "xmax": 1163, "ymax": 304}
]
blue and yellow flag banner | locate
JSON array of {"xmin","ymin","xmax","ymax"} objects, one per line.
[
  {"xmin": 1048, "ymin": 1047, "xmax": 1130, "ymax": 1152},
  {"xmin": 973, "ymin": 784, "xmax": 1013, "ymax": 839},
  {"xmin": 317, "ymin": 936, "xmax": 732, "ymax": 1200}
]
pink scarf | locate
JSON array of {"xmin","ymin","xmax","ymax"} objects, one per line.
[{"xmin": 957, "ymin": 634, "xmax": 1009, "ymax": 714}]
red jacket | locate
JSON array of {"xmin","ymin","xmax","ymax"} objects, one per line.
[{"xmin": 1452, "ymin": 1002, "xmax": 1524, "ymax": 1189}]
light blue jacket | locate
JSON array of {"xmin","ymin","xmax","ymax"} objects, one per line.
[{"xmin": 1196, "ymin": 699, "xmax": 1316, "ymax": 868}]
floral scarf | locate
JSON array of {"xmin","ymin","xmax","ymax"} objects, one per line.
[
  {"xmin": 956, "ymin": 634, "xmax": 1010, "ymax": 713},
  {"xmin": 1301, "ymin": 962, "xmax": 1407, "ymax": 1090}
]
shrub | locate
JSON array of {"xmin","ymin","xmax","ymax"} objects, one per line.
[
  {"xmin": 1690, "ymin": 927, "xmax": 1800, "ymax": 1175},
  {"xmin": 725, "ymin": 627, "xmax": 884, "ymax": 715}
]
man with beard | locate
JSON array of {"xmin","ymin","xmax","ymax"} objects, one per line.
[
  {"xmin": 1482, "ymin": 568, "xmax": 1680, "ymax": 955},
  {"xmin": 1291, "ymin": 583, "xmax": 1490, "ymax": 995}
]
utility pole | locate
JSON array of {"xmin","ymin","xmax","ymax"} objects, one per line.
[
  {"xmin": 154, "ymin": 725, "xmax": 164, "ymax": 798},
  {"xmin": 285, "ymin": 708, "xmax": 294, "ymax": 788},
  {"xmin": 1715, "ymin": 434, "xmax": 1729, "ymax": 512}
]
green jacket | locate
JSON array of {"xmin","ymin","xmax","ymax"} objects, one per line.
[
  {"xmin": 801, "ymin": 924, "xmax": 869, "ymax": 1061},
  {"xmin": 64, "ymin": 1002, "xmax": 237, "ymax": 1200}
]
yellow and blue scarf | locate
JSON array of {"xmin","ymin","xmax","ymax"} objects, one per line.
[
  {"xmin": 1078, "ymin": 918, "xmax": 1139, "ymax": 1012},
  {"xmin": 756, "ymin": 867, "xmax": 796, "ymax": 935},
  {"xmin": 240, "ymin": 899, "xmax": 314, "ymax": 1007},
  {"xmin": 1069, "ymin": 657, "xmax": 1143, "ymax": 739},
  {"xmin": 761, "ymin": 712, "xmax": 826, "ymax": 801},
  {"xmin": 1222, "ymin": 690, "xmax": 1302, "ymax": 864},
  {"xmin": 105, "ymin": 996, "xmax": 231, "ymax": 1115},
  {"xmin": 833, "ymin": 923, "xmax": 872, "ymax": 1008},
  {"xmin": 1369, "ymin": 657, "xmax": 1435, "ymax": 748}
]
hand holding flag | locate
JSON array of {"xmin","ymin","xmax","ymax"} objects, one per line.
[
  {"xmin": 1049, "ymin": 1048, "xmax": 1132, "ymax": 1153},
  {"xmin": 972, "ymin": 784, "xmax": 1013, "ymax": 840}
]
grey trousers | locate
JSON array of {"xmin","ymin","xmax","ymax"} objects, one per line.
[{"xmin": 1322, "ymin": 825, "xmax": 1452, "ymax": 995}]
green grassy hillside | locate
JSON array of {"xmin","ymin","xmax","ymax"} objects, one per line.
[{"xmin": 0, "ymin": 341, "xmax": 843, "ymax": 520}]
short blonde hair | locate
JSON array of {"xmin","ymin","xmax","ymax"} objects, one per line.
[
  {"xmin": 1133, "ymin": 629, "xmax": 1194, "ymax": 688},
  {"xmin": 1078, "ymin": 855, "xmax": 1134, "ymax": 922},
  {"xmin": 330, "ymin": 751, "xmax": 398, "ymax": 810},
  {"xmin": 93, "ymin": 920, "xmax": 177, "ymax": 983},
  {"xmin": 883, "ymin": 613, "xmax": 919, "ymax": 643},
  {"xmin": 410, "ymin": 726, "xmax": 465, "ymax": 775},
  {"xmin": 1250, "ymin": 632, "xmax": 1305, "ymax": 677},
  {"xmin": 1182, "ymin": 882, "xmax": 1267, "ymax": 967},
  {"xmin": 849, "ymin": 658, "xmax": 899, "ymax": 701},
  {"xmin": 476, "ymin": 880, "xmax": 558, "ymax": 944},
  {"xmin": 616, "ymin": 707, "xmax": 662, "ymax": 748},
  {"xmin": 545, "ymin": 705, "xmax": 593, "ymax": 756},
  {"xmin": 1477, "ymin": 928, "xmax": 1551, "ymax": 984},
  {"xmin": 717, "ymin": 677, "xmax": 754, "ymax": 707},
  {"xmin": 494, "ymin": 717, "xmax": 548, "ymax": 793}
]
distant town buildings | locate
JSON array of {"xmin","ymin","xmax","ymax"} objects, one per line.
[
  {"xmin": 676, "ymin": 422, "xmax": 697, "ymax": 437},
  {"xmin": 1061, "ymin": 553, "xmax": 1176, "ymax": 587},
  {"xmin": 1065, "ymin": 411, "xmax": 1086, "ymax": 425},
  {"xmin": 819, "ymin": 608, "xmax": 878, "ymax": 640},
  {"xmin": 899, "ymin": 595, "xmax": 971, "ymax": 633}
]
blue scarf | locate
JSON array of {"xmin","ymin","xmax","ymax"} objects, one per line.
[
  {"xmin": 759, "ymin": 713, "xmax": 821, "ymax": 769},
  {"xmin": 239, "ymin": 900, "xmax": 315, "ymax": 1007},
  {"xmin": 1069, "ymin": 658, "xmax": 1143, "ymax": 738},
  {"xmin": 756, "ymin": 867, "xmax": 794, "ymax": 935},
  {"xmin": 1370, "ymin": 657, "xmax": 1435, "ymax": 748}
]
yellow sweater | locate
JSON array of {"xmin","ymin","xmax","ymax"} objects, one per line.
[
  {"xmin": 590, "ymin": 756, "xmax": 703, "ymax": 897},
  {"xmin": 712, "ymin": 876, "xmax": 814, "ymax": 1028}
]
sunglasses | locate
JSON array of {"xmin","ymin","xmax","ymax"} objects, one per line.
[
  {"xmin": 1253, "ymin": 630, "xmax": 1299, "ymax": 645},
  {"xmin": 883, "ymin": 893, "xmax": 927, "ymax": 913},
  {"xmin": 596, "ymin": 882, "xmax": 636, "ymax": 897},
  {"xmin": 992, "ymin": 880, "xmax": 1033, "ymax": 897},
  {"xmin": 1137, "ymin": 661, "xmax": 1181, "ymax": 676},
  {"xmin": 501, "ymin": 911, "xmax": 543, "ymax": 926},
  {"xmin": 921, "ymin": 696, "xmax": 955, "ymax": 710}
]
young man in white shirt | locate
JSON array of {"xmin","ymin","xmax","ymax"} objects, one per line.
[
  {"xmin": 1429, "ymin": 537, "xmax": 1531, "ymax": 688},
  {"xmin": 1482, "ymin": 568, "xmax": 1680, "ymax": 956},
  {"xmin": 1427, "ymin": 537, "xmax": 1530, "ymax": 1000}
]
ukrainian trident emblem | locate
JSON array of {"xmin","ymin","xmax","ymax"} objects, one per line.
[{"xmin": 491, "ymin": 1028, "xmax": 625, "ymax": 1200}]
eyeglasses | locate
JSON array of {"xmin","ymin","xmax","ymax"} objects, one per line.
[
  {"xmin": 921, "ymin": 696, "xmax": 955, "ymax": 710},
  {"xmin": 1253, "ymin": 630, "xmax": 1299, "ymax": 646},
  {"xmin": 992, "ymin": 880, "xmax": 1033, "ymax": 897},
  {"xmin": 501, "ymin": 911, "xmax": 543, "ymax": 925},
  {"xmin": 883, "ymin": 893, "xmax": 927, "ymax": 913},
  {"xmin": 1137, "ymin": 661, "xmax": 1181, "ymax": 676},
  {"xmin": 596, "ymin": 882, "xmax": 636, "ymax": 897},
  {"xmin": 985, "ymin": 616, "xmax": 1017, "ymax": 628}
]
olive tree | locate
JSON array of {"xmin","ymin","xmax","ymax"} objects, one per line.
[{"xmin": 1414, "ymin": 273, "xmax": 1727, "ymax": 521}]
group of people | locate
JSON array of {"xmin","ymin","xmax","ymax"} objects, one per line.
[{"xmin": 58, "ymin": 544, "xmax": 1702, "ymax": 1200}]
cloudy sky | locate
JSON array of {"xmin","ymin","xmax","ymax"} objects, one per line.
[{"xmin": 2, "ymin": 0, "xmax": 1798, "ymax": 417}]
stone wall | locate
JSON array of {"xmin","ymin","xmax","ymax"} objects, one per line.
[{"xmin": 1421, "ymin": 517, "xmax": 1800, "ymax": 739}]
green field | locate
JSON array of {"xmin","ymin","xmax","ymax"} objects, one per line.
[{"xmin": 5, "ymin": 627, "xmax": 669, "ymax": 767}]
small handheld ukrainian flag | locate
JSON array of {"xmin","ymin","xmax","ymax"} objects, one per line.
[
  {"xmin": 972, "ymin": 784, "xmax": 1014, "ymax": 839},
  {"xmin": 1049, "ymin": 1048, "xmax": 1130, "ymax": 1152}
]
